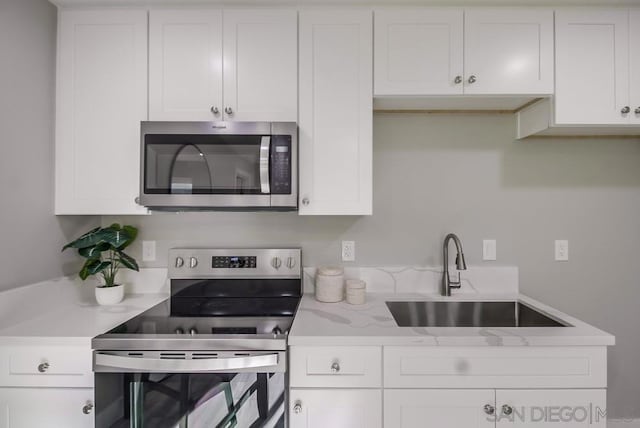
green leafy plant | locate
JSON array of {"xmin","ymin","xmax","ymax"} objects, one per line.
[{"xmin": 62, "ymin": 224, "xmax": 139, "ymax": 287}]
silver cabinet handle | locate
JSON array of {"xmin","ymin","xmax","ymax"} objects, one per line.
[
  {"xmin": 82, "ymin": 402, "xmax": 94, "ymax": 415},
  {"xmin": 621, "ymin": 106, "xmax": 631, "ymax": 114},
  {"xmin": 37, "ymin": 362, "xmax": 49, "ymax": 373},
  {"xmin": 210, "ymin": 106, "xmax": 220, "ymax": 115},
  {"xmin": 635, "ymin": 107, "xmax": 640, "ymax": 114},
  {"xmin": 302, "ymin": 197, "xmax": 310, "ymax": 206},
  {"xmin": 95, "ymin": 352, "xmax": 279, "ymax": 373},
  {"xmin": 454, "ymin": 75, "xmax": 462, "ymax": 84},
  {"xmin": 331, "ymin": 362, "xmax": 340, "ymax": 373},
  {"xmin": 293, "ymin": 402, "xmax": 302, "ymax": 414},
  {"xmin": 502, "ymin": 404, "xmax": 513, "ymax": 416},
  {"xmin": 484, "ymin": 404, "xmax": 495, "ymax": 415},
  {"xmin": 189, "ymin": 257, "xmax": 198, "ymax": 269},
  {"xmin": 468, "ymin": 75, "xmax": 477, "ymax": 84},
  {"xmin": 224, "ymin": 106, "xmax": 233, "ymax": 115}
]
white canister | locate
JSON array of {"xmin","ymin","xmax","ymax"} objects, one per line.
[
  {"xmin": 315, "ymin": 267, "xmax": 345, "ymax": 303},
  {"xmin": 345, "ymin": 279, "xmax": 366, "ymax": 305}
]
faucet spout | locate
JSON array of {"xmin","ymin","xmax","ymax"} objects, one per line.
[{"xmin": 442, "ymin": 233, "xmax": 467, "ymax": 296}]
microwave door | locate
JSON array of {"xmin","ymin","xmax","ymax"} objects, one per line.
[{"xmin": 169, "ymin": 144, "xmax": 212, "ymax": 194}]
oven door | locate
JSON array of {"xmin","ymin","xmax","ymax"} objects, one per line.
[{"xmin": 94, "ymin": 351, "xmax": 286, "ymax": 428}]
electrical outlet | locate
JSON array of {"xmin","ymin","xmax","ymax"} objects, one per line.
[
  {"xmin": 142, "ymin": 240, "xmax": 156, "ymax": 262},
  {"xmin": 555, "ymin": 240, "xmax": 569, "ymax": 261},
  {"xmin": 483, "ymin": 240, "xmax": 497, "ymax": 261},
  {"xmin": 341, "ymin": 241, "xmax": 355, "ymax": 262}
]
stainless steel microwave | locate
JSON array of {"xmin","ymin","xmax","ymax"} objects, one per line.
[{"xmin": 139, "ymin": 121, "xmax": 297, "ymax": 211}]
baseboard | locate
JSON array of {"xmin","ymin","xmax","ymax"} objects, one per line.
[{"xmin": 609, "ymin": 419, "xmax": 640, "ymax": 428}]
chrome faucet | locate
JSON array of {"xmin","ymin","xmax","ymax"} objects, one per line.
[{"xmin": 441, "ymin": 233, "xmax": 467, "ymax": 296}]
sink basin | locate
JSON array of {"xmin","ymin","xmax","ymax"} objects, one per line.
[{"xmin": 385, "ymin": 301, "xmax": 569, "ymax": 328}]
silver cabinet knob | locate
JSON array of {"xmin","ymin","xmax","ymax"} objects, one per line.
[
  {"xmin": 286, "ymin": 257, "xmax": 296, "ymax": 269},
  {"xmin": 502, "ymin": 404, "xmax": 513, "ymax": 416},
  {"xmin": 189, "ymin": 257, "xmax": 198, "ymax": 269},
  {"xmin": 224, "ymin": 106, "xmax": 233, "ymax": 115},
  {"xmin": 454, "ymin": 75, "xmax": 462, "ymax": 84},
  {"xmin": 37, "ymin": 362, "xmax": 49, "ymax": 373},
  {"xmin": 468, "ymin": 75, "xmax": 477, "ymax": 84},
  {"xmin": 271, "ymin": 257, "xmax": 282, "ymax": 269},
  {"xmin": 175, "ymin": 257, "xmax": 184, "ymax": 268},
  {"xmin": 331, "ymin": 362, "xmax": 340, "ymax": 373},
  {"xmin": 293, "ymin": 402, "xmax": 302, "ymax": 414},
  {"xmin": 210, "ymin": 106, "xmax": 220, "ymax": 115},
  {"xmin": 635, "ymin": 107, "xmax": 640, "ymax": 115},
  {"xmin": 82, "ymin": 402, "xmax": 94, "ymax": 415},
  {"xmin": 621, "ymin": 106, "xmax": 631, "ymax": 114},
  {"xmin": 302, "ymin": 197, "xmax": 310, "ymax": 206},
  {"xmin": 483, "ymin": 404, "xmax": 495, "ymax": 415}
]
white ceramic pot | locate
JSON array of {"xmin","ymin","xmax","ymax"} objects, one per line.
[{"xmin": 95, "ymin": 284, "xmax": 124, "ymax": 305}]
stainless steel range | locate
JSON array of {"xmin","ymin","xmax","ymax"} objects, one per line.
[{"xmin": 92, "ymin": 248, "xmax": 302, "ymax": 428}]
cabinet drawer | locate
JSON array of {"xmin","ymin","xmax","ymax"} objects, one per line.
[
  {"xmin": 384, "ymin": 346, "xmax": 607, "ymax": 389},
  {"xmin": 290, "ymin": 346, "xmax": 382, "ymax": 388},
  {"xmin": 0, "ymin": 346, "xmax": 93, "ymax": 387}
]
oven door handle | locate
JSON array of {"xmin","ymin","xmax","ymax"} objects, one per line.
[
  {"xmin": 94, "ymin": 353, "xmax": 279, "ymax": 373},
  {"xmin": 259, "ymin": 136, "xmax": 271, "ymax": 194}
]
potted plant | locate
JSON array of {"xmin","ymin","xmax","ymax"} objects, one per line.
[{"xmin": 62, "ymin": 224, "xmax": 139, "ymax": 305}]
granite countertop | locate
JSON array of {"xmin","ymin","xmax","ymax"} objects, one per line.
[
  {"xmin": 288, "ymin": 293, "xmax": 615, "ymax": 347},
  {"xmin": 0, "ymin": 272, "xmax": 169, "ymax": 347}
]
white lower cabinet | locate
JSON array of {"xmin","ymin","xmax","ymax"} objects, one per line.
[
  {"xmin": 289, "ymin": 389, "xmax": 381, "ymax": 428},
  {"xmin": 384, "ymin": 389, "xmax": 495, "ymax": 428},
  {"xmin": 0, "ymin": 387, "xmax": 94, "ymax": 428}
]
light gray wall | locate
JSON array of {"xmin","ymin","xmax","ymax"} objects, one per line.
[
  {"xmin": 0, "ymin": 0, "xmax": 97, "ymax": 291},
  {"xmin": 107, "ymin": 113, "xmax": 640, "ymax": 418}
]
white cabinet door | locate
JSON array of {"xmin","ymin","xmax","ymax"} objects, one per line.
[
  {"xmin": 384, "ymin": 389, "xmax": 495, "ymax": 428},
  {"xmin": 298, "ymin": 10, "xmax": 373, "ymax": 215},
  {"xmin": 495, "ymin": 389, "xmax": 606, "ymax": 428},
  {"xmin": 630, "ymin": 9, "xmax": 640, "ymax": 124},
  {"xmin": 0, "ymin": 387, "xmax": 94, "ymax": 428},
  {"xmin": 149, "ymin": 10, "xmax": 223, "ymax": 121},
  {"xmin": 56, "ymin": 10, "xmax": 148, "ymax": 215},
  {"xmin": 374, "ymin": 9, "xmax": 463, "ymax": 95},
  {"xmin": 464, "ymin": 9, "xmax": 554, "ymax": 95},
  {"xmin": 555, "ymin": 10, "xmax": 630, "ymax": 125},
  {"xmin": 222, "ymin": 10, "xmax": 297, "ymax": 122},
  {"xmin": 289, "ymin": 389, "xmax": 381, "ymax": 428}
]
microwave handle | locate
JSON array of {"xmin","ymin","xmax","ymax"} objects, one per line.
[
  {"xmin": 95, "ymin": 352, "xmax": 279, "ymax": 373},
  {"xmin": 260, "ymin": 136, "xmax": 271, "ymax": 193}
]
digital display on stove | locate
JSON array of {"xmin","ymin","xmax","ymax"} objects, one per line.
[{"xmin": 212, "ymin": 256, "xmax": 257, "ymax": 268}]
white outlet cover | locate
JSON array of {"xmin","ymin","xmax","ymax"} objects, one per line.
[
  {"xmin": 483, "ymin": 240, "xmax": 497, "ymax": 261},
  {"xmin": 555, "ymin": 240, "xmax": 569, "ymax": 261},
  {"xmin": 142, "ymin": 240, "xmax": 156, "ymax": 262},
  {"xmin": 341, "ymin": 241, "xmax": 355, "ymax": 262}
]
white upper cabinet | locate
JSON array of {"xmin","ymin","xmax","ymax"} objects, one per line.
[
  {"xmin": 223, "ymin": 10, "xmax": 297, "ymax": 122},
  {"xmin": 630, "ymin": 9, "xmax": 640, "ymax": 125},
  {"xmin": 148, "ymin": 9, "xmax": 297, "ymax": 122},
  {"xmin": 374, "ymin": 9, "xmax": 463, "ymax": 95},
  {"xmin": 374, "ymin": 8, "xmax": 553, "ymax": 97},
  {"xmin": 298, "ymin": 10, "xmax": 373, "ymax": 216},
  {"xmin": 149, "ymin": 10, "xmax": 223, "ymax": 121},
  {"xmin": 555, "ymin": 9, "xmax": 630, "ymax": 125},
  {"xmin": 56, "ymin": 10, "xmax": 148, "ymax": 215},
  {"xmin": 464, "ymin": 9, "xmax": 554, "ymax": 95}
]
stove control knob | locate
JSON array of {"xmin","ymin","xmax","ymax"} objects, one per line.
[
  {"xmin": 272, "ymin": 326, "xmax": 283, "ymax": 335},
  {"xmin": 189, "ymin": 257, "xmax": 198, "ymax": 269},
  {"xmin": 175, "ymin": 257, "xmax": 184, "ymax": 268},
  {"xmin": 175, "ymin": 327, "xmax": 185, "ymax": 335},
  {"xmin": 286, "ymin": 257, "xmax": 296, "ymax": 269},
  {"xmin": 189, "ymin": 327, "xmax": 198, "ymax": 336},
  {"xmin": 271, "ymin": 257, "xmax": 282, "ymax": 270}
]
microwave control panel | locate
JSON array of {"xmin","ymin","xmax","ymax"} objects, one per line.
[{"xmin": 271, "ymin": 135, "xmax": 291, "ymax": 195}]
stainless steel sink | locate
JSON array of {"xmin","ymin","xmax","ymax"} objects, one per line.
[{"xmin": 385, "ymin": 301, "xmax": 569, "ymax": 328}]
